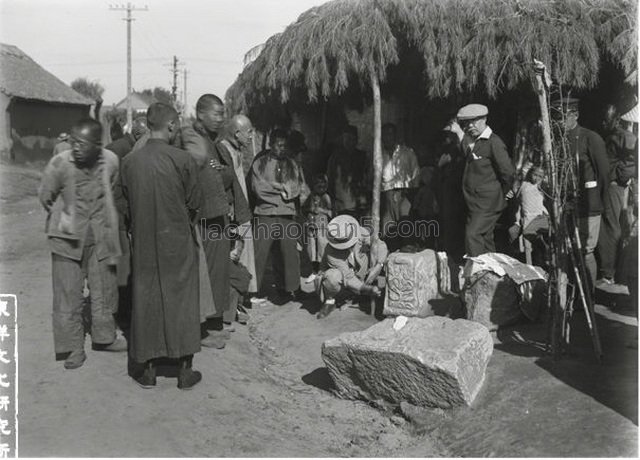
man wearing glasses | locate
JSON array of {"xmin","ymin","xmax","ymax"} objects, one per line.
[
  {"xmin": 39, "ymin": 118, "xmax": 126, "ymax": 370},
  {"xmin": 458, "ymin": 104, "xmax": 515, "ymax": 256}
]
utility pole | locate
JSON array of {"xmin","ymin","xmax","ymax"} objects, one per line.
[
  {"xmin": 171, "ymin": 55, "xmax": 179, "ymax": 105},
  {"xmin": 110, "ymin": 2, "xmax": 148, "ymax": 132},
  {"xmin": 183, "ymin": 68, "xmax": 188, "ymax": 116}
]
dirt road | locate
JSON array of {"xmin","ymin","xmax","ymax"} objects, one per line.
[{"xmin": 0, "ymin": 163, "xmax": 636, "ymax": 457}]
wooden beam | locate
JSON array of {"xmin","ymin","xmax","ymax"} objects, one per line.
[{"xmin": 370, "ymin": 73, "xmax": 383, "ymax": 316}]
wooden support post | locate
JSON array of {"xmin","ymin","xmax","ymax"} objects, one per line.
[
  {"xmin": 533, "ymin": 61, "xmax": 567, "ymax": 358},
  {"xmin": 370, "ymin": 74, "xmax": 383, "ymax": 316}
]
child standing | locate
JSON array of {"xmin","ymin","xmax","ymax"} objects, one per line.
[
  {"xmin": 303, "ymin": 174, "xmax": 333, "ymax": 282},
  {"xmin": 509, "ymin": 166, "xmax": 549, "ymax": 265}
]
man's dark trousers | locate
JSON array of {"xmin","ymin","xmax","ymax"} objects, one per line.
[
  {"xmin": 598, "ymin": 183, "xmax": 628, "ymax": 280},
  {"xmin": 201, "ymin": 215, "xmax": 230, "ymax": 319},
  {"xmin": 253, "ymin": 215, "xmax": 300, "ymax": 294},
  {"xmin": 465, "ymin": 210, "xmax": 502, "ymax": 256}
]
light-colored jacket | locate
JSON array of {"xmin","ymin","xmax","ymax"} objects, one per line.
[{"xmin": 38, "ymin": 149, "xmax": 121, "ymax": 263}]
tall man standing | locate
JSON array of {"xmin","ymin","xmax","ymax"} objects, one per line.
[
  {"xmin": 597, "ymin": 104, "xmax": 637, "ymax": 285},
  {"xmin": 39, "ymin": 118, "xmax": 126, "ymax": 370},
  {"xmin": 214, "ymin": 114, "xmax": 255, "ymax": 325},
  {"xmin": 458, "ymin": 104, "xmax": 515, "ymax": 256},
  {"xmin": 107, "ymin": 115, "xmax": 149, "ymax": 336},
  {"xmin": 250, "ymin": 129, "xmax": 306, "ymax": 304},
  {"xmin": 327, "ymin": 125, "xmax": 371, "ymax": 219},
  {"xmin": 120, "ymin": 103, "xmax": 203, "ymax": 389},
  {"xmin": 182, "ymin": 94, "xmax": 248, "ymax": 347},
  {"xmin": 552, "ymin": 97, "xmax": 609, "ymax": 293},
  {"xmin": 380, "ymin": 123, "xmax": 419, "ymax": 247}
]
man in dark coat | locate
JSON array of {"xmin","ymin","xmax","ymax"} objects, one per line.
[
  {"xmin": 106, "ymin": 116, "xmax": 148, "ymax": 160},
  {"xmin": 552, "ymin": 97, "xmax": 609, "ymax": 294},
  {"xmin": 120, "ymin": 103, "xmax": 203, "ymax": 390},
  {"xmin": 180, "ymin": 94, "xmax": 238, "ymax": 348},
  {"xmin": 250, "ymin": 128, "xmax": 306, "ymax": 304},
  {"xmin": 436, "ymin": 120, "xmax": 467, "ymax": 262},
  {"xmin": 597, "ymin": 104, "xmax": 637, "ymax": 285},
  {"xmin": 106, "ymin": 115, "xmax": 149, "ymax": 336},
  {"xmin": 459, "ymin": 104, "xmax": 515, "ymax": 256}
]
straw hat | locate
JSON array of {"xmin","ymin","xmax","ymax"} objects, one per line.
[{"xmin": 327, "ymin": 215, "xmax": 361, "ymax": 250}]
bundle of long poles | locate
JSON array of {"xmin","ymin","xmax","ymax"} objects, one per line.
[{"xmin": 533, "ymin": 60, "xmax": 602, "ymax": 361}]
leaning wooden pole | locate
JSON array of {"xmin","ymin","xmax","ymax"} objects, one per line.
[
  {"xmin": 370, "ymin": 73, "xmax": 383, "ymax": 316},
  {"xmin": 533, "ymin": 60, "xmax": 567, "ymax": 358},
  {"xmin": 371, "ymin": 74, "xmax": 383, "ymax": 243}
]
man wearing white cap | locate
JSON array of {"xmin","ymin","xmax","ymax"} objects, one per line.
[
  {"xmin": 457, "ymin": 103, "xmax": 515, "ymax": 256},
  {"xmin": 316, "ymin": 214, "xmax": 388, "ymax": 319}
]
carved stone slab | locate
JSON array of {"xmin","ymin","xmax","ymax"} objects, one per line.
[
  {"xmin": 321, "ymin": 316, "xmax": 493, "ymax": 408},
  {"xmin": 384, "ymin": 249, "xmax": 440, "ymax": 317}
]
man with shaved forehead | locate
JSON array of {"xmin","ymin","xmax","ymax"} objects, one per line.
[
  {"xmin": 39, "ymin": 118, "xmax": 125, "ymax": 370},
  {"xmin": 214, "ymin": 114, "xmax": 256, "ymax": 327},
  {"xmin": 120, "ymin": 103, "xmax": 204, "ymax": 389}
]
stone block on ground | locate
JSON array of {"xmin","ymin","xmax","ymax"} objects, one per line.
[
  {"xmin": 464, "ymin": 271, "xmax": 523, "ymax": 331},
  {"xmin": 321, "ymin": 316, "xmax": 493, "ymax": 408},
  {"xmin": 384, "ymin": 249, "xmax": 440, "ymax": 317}
]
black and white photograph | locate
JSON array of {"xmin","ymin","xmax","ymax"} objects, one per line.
[{"xmin": 0, "ymin": 0, "xmax": 637, "ymax": 457}]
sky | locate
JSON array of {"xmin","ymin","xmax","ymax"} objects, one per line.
[{"xmin": 0, "ymin": 0, "xmax": 327, "ymax": 113}]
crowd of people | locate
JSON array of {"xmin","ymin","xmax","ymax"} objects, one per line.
[{"xmin": 38, "ymin": 92, "xmax": 637, "ymax": 389}]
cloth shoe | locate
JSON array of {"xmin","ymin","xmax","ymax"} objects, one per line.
[
  {"xmin": 208, "ymin": 329, "xmax": 231, "ymax": 340},
  {"xmin": 236, "ymin": 308, "xmax": 249, "ymax": 324},
  {"xmin": 92, "ymin": 336, "xmax": 128, "ymax": 352},
  {"xmin": 597, "ymin": 277, "xmax": 614, "ymax": 287},
  {"xmin": 250, "ymin": 295, "xmax": 267, "ymax": 305},
  {"xmin": 64, "ymin": 349, "xmax": 86, "ymax": 369},
  {"xmin": 223, "ymin": 322, "xmax": 236, "ymax": 332},
  {"xmin": 316, "ymin": 300, "xmax": 336, "ymax": 319},
  {"xmin": 177, "ymin": 358, "xmax": 202, "ymax": 390},
  {"xmin": 201, "ymin": 333, "xmax": 226, "ymax": 349},
  {"xmin": 133, "ymin": 361, "xmax": 156, "ymax": 389}
]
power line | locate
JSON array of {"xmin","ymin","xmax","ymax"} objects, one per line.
[{"xmin": 43, "ymin": 57, "xmax": 166, "ymax": 66}]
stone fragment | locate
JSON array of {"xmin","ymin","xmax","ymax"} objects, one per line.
[
  {"xmin": 321, "ymin": 316, "xmax": 493, "ymax": 408},
  {"xmin": 384, "ymin": 249, "xmax": 440, "ymax": 317},
  {"xmin": 464, "ymin": 271, "xmax": 522, "ymax": 331}
]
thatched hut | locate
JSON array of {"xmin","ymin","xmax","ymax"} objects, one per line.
[
  {"xmin": 0, "ymin": 43, "xmax": 93, "ymax": 163},
  {"xmin": 227, "ymin": 0, "xmax": 637, "ymax": 237}
]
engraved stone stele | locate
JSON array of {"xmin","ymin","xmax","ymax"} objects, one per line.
[
  {"xmin": 464, "ymin": 271, "xmax": 522, "ymax": 331},
  {"xmin": 384, "ymin": 249, "xmax": 440, "ymax": 317},
  {"xmin": 321, "ymin": 316, "xmax": 493, "ymax": 408}
]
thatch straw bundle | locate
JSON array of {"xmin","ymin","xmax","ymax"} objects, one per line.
[{"xmin": 227, "ymin": 0, "xmax": 636, "ymax": 112}]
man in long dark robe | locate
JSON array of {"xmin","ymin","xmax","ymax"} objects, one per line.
[
  {"xmin": 120, "ymin": 103, "xmax": 204, "ymax": 390},
  {"xmin": 180, "ymin": 94, "xmax": 234, "ymax": 348},
  {"xmin": 106, "ymin": 116, "xmax": 149, "ymax": 337}
]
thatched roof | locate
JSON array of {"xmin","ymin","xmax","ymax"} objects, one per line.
[
  {"xmin": 0, "ymin": 43, "xmax": 92, "ymax": 105},
  {"xmin": 227, "ymin": 0, "xmax": 636, "ymax": 114}
]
